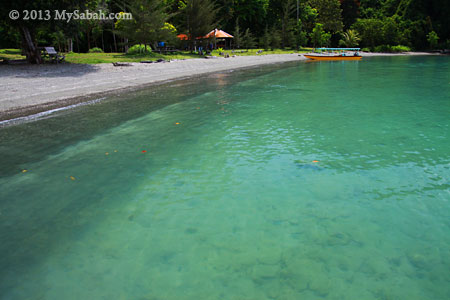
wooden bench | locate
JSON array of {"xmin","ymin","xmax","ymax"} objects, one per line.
[{"xmin": 41, "ymin": 47, "xmax": 65, "ymax": 63}]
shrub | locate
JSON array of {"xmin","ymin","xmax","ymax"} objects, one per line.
[
  {"xmin": 390, "ymin": 45, "xmax": 411, "ymax": 52},
  {"xmin": 373, "ymin": 45, "xmax": 411, "ymax": 53},
  {"xmin": 88, "ymin": 47, "xmax": 104, "ymax": 53},
  {"xmin": 373, "ymin": 45, "xmax": 391, "ymax": 52},
  {"xmin": 361, "ymin": 47, "xmax": 371, "ymax": 52},
  {"xmin": 127, "ymin": 44, "xmax": 152, "ymax": 55},
  {"xmin": 427, "ymin": 31, "xmax": 439, "ymax": 49}
]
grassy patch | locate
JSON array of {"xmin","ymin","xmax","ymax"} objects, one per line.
[
  {"xmin": 0, "ymin": 49, "xmax": 26, "ymax": 61},
  {"xmin": 65, "ymin": 51, "xmax": 204, "ymax": 64},
  {"xmin": 211, "ymin": 48, "xmax": 312, "ymax": 56},
  {"xmin": 0, "ymin": 48, "xmax": 312, "ymax": 64}
]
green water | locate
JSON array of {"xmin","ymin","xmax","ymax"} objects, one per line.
[{"xmin": 0, "ymin": 56, "xmax": 449, "ymax": 300}]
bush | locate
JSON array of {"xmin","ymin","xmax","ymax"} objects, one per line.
[
  {"xmin": 127, "ymin": 44, "xmax": 152, "ymax": 55},
  {"xmin": 427, "ymin": 31, "xmax": 439, "ymax": 49},
  {"xmin": 88, "ymin": 47, "xmax": 104, "ymax": 53},
  {"xmin": 373, "ymin": 45, "xmax": 411, "ymax": 53},
  {"xmin": 361, "ymin": 47, "xmax": 371, "ymax": 52},
  {"xmin": 390, "ymin": 45, "xmax": 411, "ymax": 52},
  {"xmin": 373, "ymin": 45, "xmax": 391, "ymax": 52}
]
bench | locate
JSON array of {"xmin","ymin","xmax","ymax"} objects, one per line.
[{"xmin": 41, "ymin": 47, "xmax": 65, "ymax": 63}]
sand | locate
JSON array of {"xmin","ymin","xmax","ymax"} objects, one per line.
[{"xmin": 0, "ymin": 52, "xmax": 437, "ymax": 121}]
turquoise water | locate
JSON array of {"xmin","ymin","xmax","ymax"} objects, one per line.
[{"xmin": 0, "ymin": 56, "xmax": 449, "ymax": 299}]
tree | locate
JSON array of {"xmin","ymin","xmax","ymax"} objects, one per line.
[
  {"xmin": 270, "ymin": 28, "xmax": 282, "ymax": 50},
  {"xmin": 427, "ymin": 31, "xmax": 439, "ymax": 49},
  {"xmin": 340, "ymin": 0, "xmax": 360, "ymax": 29},
  {"xmin": 260, "ymin": 25, "xmax": 271, "ymax": 49},
  {"xmin": 233, "ymin": 19, "xmax": 243, "ymax": 49},
  {"xmin": 299, "ymin": 4, "xmax": 318, "ymax": 34},
  {"xmin": 280, "ymin": 0, "xmax": 296, "ymax": 48},
  {"xmin": 293, "ymin": 20, "xmax": 308, "ymax": 49},
  {"xmin": 51, "ymin": 30, "xmax": 66, "ymax": 52},
  {"xmin": 242, "ymin": 28, "xmax": 256, "ymax": 50},
  {"xmin": 308, "ymin": 0, "xmax": 343, "ymax": 32},
  {"xmin": 310, "ymin": 23, "xmax": 330, "ymax": 47},
  {"xmin": 231, "ymin": 0, "xmax": 269, "ymax": 37},
  {"xmin": 352, "ymin": 18, "xmax": 384, "ymax": 49},
  {"xmin": 339, "ymin": 29, "xmax": 360, "ymax": 47},
  {"xmin": 80, "ymin": 0, "xmax": 104, "ymax": 51},
  {"xmin": 382, "ymin": 17, "xmax": 399, "ymax": 46},
  {"xmin": 0, "ymin": 0, "xmax": 86, "ymax": 63},
  {"xmin": 183, "ymin": 0, "xmax": 218, "ymax": 50},
  {"xmin": 115, "ymin": 0, "xmax": 174, "ymax": 51}
]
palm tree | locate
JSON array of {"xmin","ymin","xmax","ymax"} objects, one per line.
[{"xmin": 340, "ymin": 29, "xmax": 360, "ymax": 47}]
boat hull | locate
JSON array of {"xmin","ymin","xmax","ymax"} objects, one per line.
[{"xmin": 304, "ymin": 54, "xmax": 362, "ymax": 61}]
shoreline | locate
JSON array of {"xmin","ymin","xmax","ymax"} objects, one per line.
[{"xmin": 0, "ymin": 52, "xmax": 440, "ymax": 123}]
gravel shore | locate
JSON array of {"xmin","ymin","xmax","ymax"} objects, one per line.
[{"xmin": 0, "ymin": 52, "xmax": 436, "ymax": 121}]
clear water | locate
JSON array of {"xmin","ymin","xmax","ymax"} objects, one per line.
[{"xmin": 0, "ymin": 56, "xmax": 449, "ymax": 300}]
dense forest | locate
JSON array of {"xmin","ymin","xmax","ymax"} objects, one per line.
[{"xmin": 1, "ymin": 0, "xmax": 449, "ymax": 63}]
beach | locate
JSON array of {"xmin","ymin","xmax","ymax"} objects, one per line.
[{"xmin": 0, "ymin": 52, "xmax": 435, "ymax": 121}]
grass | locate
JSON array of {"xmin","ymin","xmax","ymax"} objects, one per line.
[
  {"xmin": 0, "ymin": 49, "xmax": 25, "ymax": 60},
  {"xmin": 0, "ymin": 48, "xmax": 312, "ymax": 64},
  {"xmin": 65, "ymin": 51, "xmax": 202, "ymax": 64},
  {"xmin": 211, "ymin": 48, "xmax": 312, "ymax": 56}
]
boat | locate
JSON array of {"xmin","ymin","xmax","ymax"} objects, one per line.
[{"xmin": 304, "ymin": 48, "xmax": 362, "ymax": 61}]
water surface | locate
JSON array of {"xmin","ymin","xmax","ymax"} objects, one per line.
[{"xmin": 0, "ymin": 56, "xmax": 449, "ymax": 299}]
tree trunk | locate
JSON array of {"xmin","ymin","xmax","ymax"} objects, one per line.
[
  {"xmin": 112, "ymin": 22, "xmax": 117, "ymax": 52},
  {"xmin": 124, "ymin": 38, "xmax": 129, "ymax": 53},
  {"xmin": 101, "ymin": 30, "xmax": 105, "ymax": 52},
  {"xmin": 87, "ymin": 30, "xmax": 91, "ymax": 50},
  {"xmin": 19, "ymin": 25, "xmax": 42, "ymax": 64},
  {"xmin": 68, "ymin": 38, "xmax": 73, "ymax": 52},
  {"xmin": 76, "ymin": 34, "xmax": 80, "ymax": 53}
]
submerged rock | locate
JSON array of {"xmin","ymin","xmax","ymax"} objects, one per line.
[{"xmin": 294, "ymin": 160, "xmax": 324, "ymax": 171}]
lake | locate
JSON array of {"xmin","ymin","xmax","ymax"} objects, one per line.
[{"xmin": 0, "ymin": 56, "xmax": 449, "ymax": 299}]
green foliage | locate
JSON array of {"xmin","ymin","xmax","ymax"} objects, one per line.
[
  {"xmin": 352, "ymin": 18, "xmax": 384, "ymax": 48},
  {"xmin": 88, "ymin": 47, "xmax": 104, "ymax": 53},
  {"xmin": 184, "ymin": 0, "xmax": 218, "ymax": 49},
  {"xmin": 382, "ymin": 17, "xmax": 399, "ymax": 45},
  {"xmin": 310, "ymin": 23, "xmax": 330, "ymax": 47},
  {"xmin": 293, "ymin": 19, "xmax": 309, "ymax": 49},
  {"xmin": 340, "ymin": 0, "xmax": 360, "ymax": 29},
  {"xmin": 230, "ymin": 0, "xmax": 269, "ymax": 37},
  {"xmin": 269, "ymin": 28, "xmax": 282, "ymax": 50},
  {"xmin": 280, "ymin": 0, "xmax": 296, "ymax": 48},
  {"xmin": 308, "ymin": 0, "xmax": 343, "ymax": 32},
  {"xmin": 339, "ymin": 29, "xmax": 360, "ymax": 47},
  {"xmin": 373, "ymin": 45, "xmax": 411, "ymax": 53},
  {"xmin": 242, "ymin": 28, "xmax": 257, "ymax": 50},
  {"xmin": 427, "ymin": 31, "xmax": 439, "ymax": 49},
  {"xmin": 115, "ymin": 0, "xmax": 175, "ymax": 50},
  {"xmin": 297, "ymin": 31, "xmax": 309, "ymax": 48},
  {"xmin": 260, "ymin": 26, "xmax": 271, "ymax": 50},
  {"xmin": 51, "ymin": 30, "xmax": 66, "ymax": 52},
  {"xmin": 391, "ymin": 45, "xmax": 411, "ymax": 52},
  {"xmin": 1, "ymin": 0, "xmax": 450, "ymax": 60},
  {"xmin": 233, "ymin": 20, "xmax": 243, "ymax": 49},
  {"xmin": 127, "ymin": 44, "xmax": 152, "ymax": 55}
]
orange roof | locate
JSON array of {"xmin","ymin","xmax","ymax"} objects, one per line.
[
  {"xmin": 204, "ymin": 29, "xmax": 234, "ymax": 39},
  {"xmin": 177, "ymin": 34, "xmax": 189, "ymax": 40}
]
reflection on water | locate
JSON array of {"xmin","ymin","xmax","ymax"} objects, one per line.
[{"xmin": 0, "ymin": 56, "xmax": 449, "ymax": 300}]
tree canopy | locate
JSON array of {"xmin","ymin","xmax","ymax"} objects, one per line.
[{"xmin": 1, "ymin": 0, "xmax": 449, "ymax": 62}]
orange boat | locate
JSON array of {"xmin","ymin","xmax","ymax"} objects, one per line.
[{"xmin": 304, "ymin": 48, "xmax": 362, "ymax": 61}]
